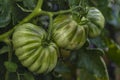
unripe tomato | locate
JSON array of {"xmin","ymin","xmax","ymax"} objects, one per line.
[
  {"xmin": 12, "ymin": 23, "xmax": 58, "ymax": 74},
  {"xmin": 87, "ymin": 7, "xmax": 105, "ymax": 38},
  {"xmin": 52, "ymin": 15, "xmax": 87, "ymax": 50}
]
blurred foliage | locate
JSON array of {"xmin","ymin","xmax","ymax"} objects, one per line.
[{"xmin": 0, "ymin": 0, "xmax": 120, "ymax": 80}]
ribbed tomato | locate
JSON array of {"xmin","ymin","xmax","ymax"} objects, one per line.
[
  {"xmin": 12, "ymin": 23, "xmax": 58, "ymax": 74},
  {"xmin": 87, "ymin": 7, "xmax": 105, "ymax": 38},
  {"xmin": 52, "ymin": 15, "xmax": 87, "ymax": 50}
]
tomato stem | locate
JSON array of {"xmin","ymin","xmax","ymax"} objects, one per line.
[
  {"xmin": 53, "ymin": 6, "xmax": 82, "ymax": 15},
  {"xmin": 35, "ymin": 0, "xmax": 43, "ymax": 10},
  {"xmin": 0, "ymin": 4, "xmax": 81, "ymax": 42},
  {"xmin": 39, "ymin": 6, "xmax": 83, "ymax": 41},
  {"xmin": 47, "ymin": 13, "xmax": 53, "ymax": 41},
  {"xmin": 17, "ymin": 72, "xmax": 21, "ymax": 80},
  {"xmin": 0, "ymin": 0, "xmax": 43, "ymax": 42},
  {"xmin": 4, "ymin": 38, "xmax": 13, "ymax": 80},
  {"xmin": 53, "ymin": 9, "xmax": 71, "ymax": 15}
]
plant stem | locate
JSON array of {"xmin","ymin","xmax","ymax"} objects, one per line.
[
  {"xmin": 76, "ymin": 69, "xmax": 81, "ymax": 80},
  {"xmin": 0, "ymin": 30, "xmax": 13, "ymax": 42},
  {"xmin": 18, "ymin": 0, "xmax": 43, "ymax": 25},
  {"xmin": 40, "ymin": 6, "xmax": 82, "ymax": 41},
  {"xmin": 17, "ymin": 72, "xmax": 21, "ymax": 80},
  {"xmin": 5, "ymin": 72, "xmax": 9, "ymax": 80},
  {"xmin": 0, "ymin": 4, "xmax": 81, "ymax": 42},
  {"xmin": 35, "ymin": 0, "xmax": 43, "ymax": 9},
  {"xmin": 53, "ymin": 9, "xmax": 72, "ymax": 15},
  {"xmin": 4, "ymin": 38, "xmax": 13, "ymax": 80},
  {"xmin": 0, "ymin": 0, "xmax": 43, "ymax": 42},
  {"xmin": 53, "ymin": 6, "xmax": 82, "ymax": 15},
  {"xmin": 47, "ymin": 13, "xmax": 53, "ymax": 41}
]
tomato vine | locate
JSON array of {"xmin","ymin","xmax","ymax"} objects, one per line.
[
  {"xmin": 0, "ymin": 0, "xmax": 83, "ymax": 42},
  {"xmin": 0, "ymin": 0, "xmax": 119, "ymax": 80}
]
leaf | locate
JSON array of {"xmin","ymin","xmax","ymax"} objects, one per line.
[
  {"xmin": 54, "ymin": 61, "xmax": 70, "ymax": 73},
  {"xmin": 11, "ymin": 2, "xmax": 28, "ymax": 24},
  {"xmin": 17, "ymin": 4, "xmax": 32, "ymax": 12},
  {"xmin": 42, "ymin": 0, "xmax": 69, "ymax": 11},
  {"xmin": 0, "ymin": 0, "xmax": 27, "ymax": 27},
  {"xmin": 0, "ymin": 54, "xmax": 7, "ymax": 80},
  {"xmin": 23, "ymin": 0, "xmax": 37, "ymax": 10},
  {"xmin": 111, "ymin": 2, "xmax": 120, "ymax": 27},
  {"xmin": 57, "ymin": 0, "xmax": 69, "ymax": 10},
  {"xmin": 68, "ymin": 0, "xmax": 80, "ymax": 7},
  {"xmin": 77, "ymin": 48, "xmax": 109, "ymax": 80},
  {"xmin": 79, "ymin": 69, "xmax": 109, "ymax": 80},
  {"xmin": 79, "ymin": 69, "xmax": 96, "ymax": 80},
  {"xmin": 0, "ymin": 46, "xmax": 9, "ymax": 54},
  {"xmin": 23, "ymin": 72, "xmax": 35, "ymax": 80},
  {"xmin": 106, "ymin": 40, "xmax": 120, "ymax": 67},
  {"xmin": 88, "ymin": 0, "xmax": 108, "ymax": 7},
  {"xmin": 87, "ymin": 48, "xmax": 105, "ymax": 56},
  {"xmin": 90, "ymin": 37, "xmax": 106, "ymax": 48},
  {"xmin": 4, "ymin": 61, "xmax": 18, "ymax": 72},
  {"xmin": 8, "ymin": 73, "xmax": 18, "ymax": 80},
  {"xmin": 0, "ymin": 0, "xmax": 12, "ymax": 28}
]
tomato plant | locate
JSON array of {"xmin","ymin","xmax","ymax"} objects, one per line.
[{"xmin": 0, "ymin": 0, "xmax": 120, "ymax": 80}]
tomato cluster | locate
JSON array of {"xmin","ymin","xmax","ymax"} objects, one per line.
[{"xmin": 12, "ymin": 7, "xmax": 105, "ymax": 74}]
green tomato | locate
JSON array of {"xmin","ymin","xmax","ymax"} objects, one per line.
[
  {"xmin": 87, "ymin": 7, "xmax": 105, "ymax": 38},
  {"xmin": 12, "ymin": 23, "xmax": 58, "ymax": 74},
  {"xmin": 52, "ymin": 15, "xmax": 87, "ymax": 50}
]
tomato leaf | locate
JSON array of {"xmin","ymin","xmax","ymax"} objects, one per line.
[
  {"xmin": 68, "ymin": 0, "xmax": 81, "ymax": 7},
  {"xmin": 4, "ymin": 61, "xmax": 18, "ymax": 72},
  {"xmin": 54, "ymin": 61, "xmax": 70, "ymax": 73},
  {"xmin": 23, "ymin": 0, "xmax": 37, "ymax": 10},
  {"xmin": 79, "ymin": 69, "xmax": 96, "ymax": 80},
  {"xmin": 0, "ymin": 0, "xmax": 11, "ymax": 28},
  {"xmin": 0, "ymin": 46, "xmax": 9, "ymax": 55},
  {"xmin": 0, "ymin": 54, "xmax": 7, "ymax": 80},
  {"xmin": 77, "ymin": 48, "xmax": 109, "ymax": 80},
  {"xmin": 106, "ymin": 40, "xmax": 120, "ymax": 67},
  {"xmin": 90, "ymin": 37, "xmax": 106, "ymax": 48},
  {"xmin": 88, "ymin": 0, "xmax": 108, "ymax": 7},
  {"xmin": 23, "ymin": 72, "xmax": 35, "ymax": 80},
  {"xmin": 11, "ymin": 2, "xmax": 28, "ymax": 25},
  {"xmin": 0, "ymin": 0, "xmax": 28, "ymax": 28},
  {"xmin": 8, "ymin": 73, "xmax": 18, "ymax": 80}
]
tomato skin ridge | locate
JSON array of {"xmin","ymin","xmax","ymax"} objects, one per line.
[
  {"xmin": 12, "ymin": 23, "xmax": 58, "ymax": 74},
  {"xmin": 52, "ymin": 15, "xmax": 87, "ymax": 50},
  {"xmin": 87, "ymin": 7, "xmax": 105, "ymax": 38}
]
